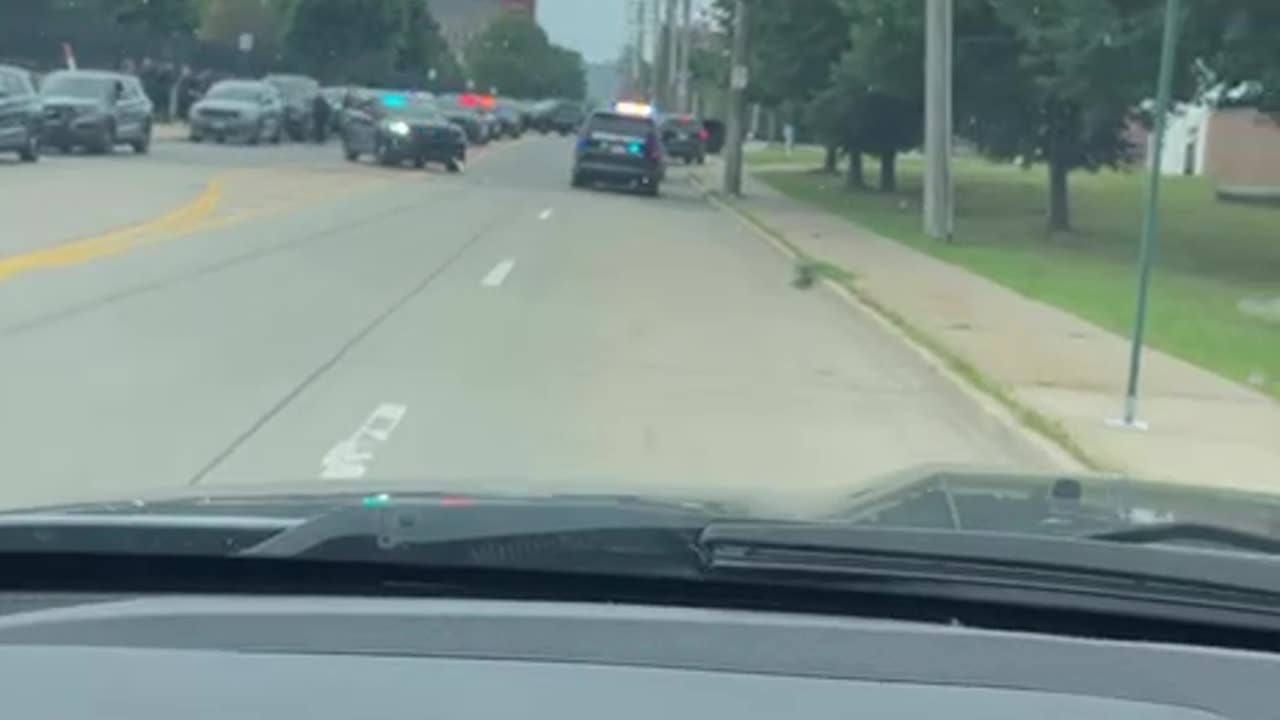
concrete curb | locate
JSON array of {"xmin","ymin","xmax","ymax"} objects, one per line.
[{"xmin": 688, "ymin": 171, "xmax": 1092, "ymax": 474}]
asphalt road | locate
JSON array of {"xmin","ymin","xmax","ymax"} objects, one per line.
[{"xmin": 0, "ymin": 134, "xmax": 1058, "ymax": 514}]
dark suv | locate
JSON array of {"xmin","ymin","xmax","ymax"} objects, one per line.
[
  {"xmin": 660, "ymin": 114, "xmax": 707, "ymax": 165},
  {"xmin": 0, "ymin": 64, "xmax": 41, "ymax": 162},
  {"xmin": 571, "ymin": 104, "xmax": 665, "ymax": 196},
  {"xmin": 40, "ymin": 70, "xmax": 153, "ymax": 154}
]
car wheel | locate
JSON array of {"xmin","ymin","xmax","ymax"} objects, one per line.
[
  {"xmin": 642, "ymin": 181, "xmax": 660, "ymax": 197},
  {"xmin": 343, "ymin": 143, "xmax": 359, "ymax": 162},
  {"xmin": 696, "ymin": 154, "xmax": 706, "ymax": 165},
  {"xmin": 189, "ymin": 131, "xmax": 202, "ymax": 143},
  {"xmin": 446, "ymin": 157, "xmax": 463, "ymax": 174},
  {"xmin": 571, "ymin": 172, "xmax": 585, "ymax": 188},
  {"xmin": 375, "ymin": 139, "xmax": 395, "ymax": 167},
  {"xmin": 248, "ymin": 120, "xmax": 263, "ymax": 146},
  {"xmin": 131, "ymin": 124, "xmax": 151, "ymax": 154},
  {"xmin": 92, "ymin": 122, "xmax": 115, "ymax": 154},
  {"xmin": 413, "ymin": 158, "xmax": 426, "ymax": 169},
  {"xmin": 270, "ymin": 123, "xmax": 283, "ymax": 144},
  {"xmin": 18, "ymin": 133, "xmax": 39, "ymax": 162}
]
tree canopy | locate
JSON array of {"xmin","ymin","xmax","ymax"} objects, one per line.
[{"xmin": 464, "ymin": 14, "xmax": 585, "ymax": 99}]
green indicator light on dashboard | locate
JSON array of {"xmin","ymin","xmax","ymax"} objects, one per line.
[{"xmin": 362, "ymin": 493, "xmax": 392, "ymax": 507}]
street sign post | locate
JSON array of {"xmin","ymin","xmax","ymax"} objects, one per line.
[{"xmin": 1117, "ymin": 0, "xmax": 1184, "ymax": 430}]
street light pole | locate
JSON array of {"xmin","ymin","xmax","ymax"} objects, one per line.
[
  {"xmin": 1120, "ymin": 0, "xmax": 1184, "ymax": 428},
  {"xmin": 923, "ymin": 0, "xmax": 954, "ymax": 242},
  {"xmin": 723, "ymin": 0, "xmax": 749, "ymax": 196}
]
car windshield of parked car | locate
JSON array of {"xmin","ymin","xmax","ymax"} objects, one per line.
[{"xmin": 40, "ymin": 73, "xmax": 111, "ymax": 99}]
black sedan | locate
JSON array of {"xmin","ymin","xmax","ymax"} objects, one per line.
[{"xmin": 341, "ymin": 93, "xmax": 465, "ymax": 172}]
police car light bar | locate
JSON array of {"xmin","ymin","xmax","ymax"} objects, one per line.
[{"xmin": 613, "ymin": 101, "xmax": 654, "ymax": 118}]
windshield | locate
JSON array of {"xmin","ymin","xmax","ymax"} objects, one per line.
[
  {"xmin": 5, "ymin": 0, "xmax": 1280, "ymax": 580},
  {"xmin": 40, "ymin": 73, "xmax": 112, "ymax": 99},
  {"xmin": 205, "ymin": 84, "xmax": 261, "ymax": 102},
  {"xmin": 586, "ymin": 113, "xmax": 652, "ymax": 137}
]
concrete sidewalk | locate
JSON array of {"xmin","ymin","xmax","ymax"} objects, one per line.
[
  {"xmin": 152, "ymin": 122, "xmax": 188, "ymax": 142},
  {"xmin": 691, "ymin": 159, "xmax": 1280, "ymax": 494}
]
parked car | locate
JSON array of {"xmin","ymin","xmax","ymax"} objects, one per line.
[
  {"xmin": 660, "ymin": 114, "xmax": 708, "ymax": 164},
  {"xmin": 341, "ymin": 93, "xmax": 465, "ymax": 172},
  {"xmin": 436, "ymin": 95, "xmax": 490, "ymax": 146},
  {"xmin": 263, "ymin": 74, "xmax": 320, "ymax": 141},
  {"xmin": 547, "ymin": 100, "xmax": 585, "ymax": 135},
  {"xmin": 189, "ymin": 80, "xmax": 284, "ymax": 145},
  {"xmin": 494, "ymin": 100, "xmax": 524, "ymax": 139},
  {"xmin": 39, "ymin": 69, "xmax": 152, "ymax": 154},
  {"xmin": 0, "ymin": 64, "xmax": 42, "ymax": 162}
]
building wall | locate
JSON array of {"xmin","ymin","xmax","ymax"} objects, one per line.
[
  {"xmin": 1153, "ymin": 103, "xmax": 1209, "ymax": 176},
  {"xmin": 1203, "ymin": 108, "xmax": 1280, "ymax": 192}
]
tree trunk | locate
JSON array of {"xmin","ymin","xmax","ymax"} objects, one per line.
[
  {"xmin": 845, "ymin": 150, "xmax": 864, "ymax": 188},
  {"xmin": 879, "ymin": 151, "xmax": 898, "ymax": 192},
  {"xmin": 823, "ymin": 143, "xmax": 838, "ymax": 174},
  {"xmin": 1048, "ymin": 158, "xmax": 1071, "ymax": 233}
]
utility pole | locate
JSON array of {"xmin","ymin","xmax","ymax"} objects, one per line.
[
  {"xmin": 664, "ymin": 0, "xmax": 679, "ymax": 109},
  {"xmin": 923, "ymin": 0, "xmax": 954, "ymax": 242},
  {"xmin": 635, "ymin": 0, "xmax": 648, "ymax": 99},
  {"xmin": 627, "ymin": 0, "xmax": 643, "ymax": 95},
  {"xmin": 1118, "ymin": 0, "xmax": 1184, "ymax": 429},
  {"xmin": 723, "ymin": 0, "xmax": 749, "ymax": 196},
  {"xmin": 676, "ymin": 0, "xmax": 692, "ymax": 112},
  {"xmin": 650, "ymin": 0, "xmax": 662, "ymax": 101}
]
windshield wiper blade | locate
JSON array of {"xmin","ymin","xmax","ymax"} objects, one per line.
[{"xmin": 1088, "ymin": 522, "xmax": 1280, "ymax": 555}]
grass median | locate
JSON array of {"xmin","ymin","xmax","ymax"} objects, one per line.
[{"xmin": 752, "ymin": 155, "xmax": 1280, "ymax": 400}]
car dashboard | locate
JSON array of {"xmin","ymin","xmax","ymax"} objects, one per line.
[{"xmin": 0, "ymin": 594, "xmax": 1272, "ymax": 718}]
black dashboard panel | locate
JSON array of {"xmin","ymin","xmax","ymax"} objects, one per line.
[{"xmin": 0, "ymin": 595, "xmax": 1271, "ymax": 718}]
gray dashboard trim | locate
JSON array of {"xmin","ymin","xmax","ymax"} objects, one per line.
[{"xmin": 0, "ymin": 595, "xmax": 1271, "ymax": 717}]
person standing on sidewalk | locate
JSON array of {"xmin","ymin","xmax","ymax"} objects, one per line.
[{"xmin": 312, "ymin": 93, "xmax": 331, "ymax": 143}]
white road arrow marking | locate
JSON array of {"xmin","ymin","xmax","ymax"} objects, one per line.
[{"xmin": 320, "ymin": 403, "xmax": 407, "ymax": 480}]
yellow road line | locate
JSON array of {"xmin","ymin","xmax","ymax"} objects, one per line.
[{"xmin": 0, "ymin": 176, "xmax": 224, "ymax": 282}]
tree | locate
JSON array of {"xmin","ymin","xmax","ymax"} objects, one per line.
[
  {"xmin": 1183, "ymin": 0, "xmax": 1280, "ymax": 110},
  {"xmin": 715, "ymin": 0, "xmax": 850, "ymax": 167},
  {"xmin": 958, "ymin": 0, "xmax": 1174, "ymax": 233},
  {"xmin": 100, "ymin": 0, "xmax": 199, "ymax": 36},
  {"xmin": 282, "ymin": 0, "xmax": 407, "ymax": 82},
  {"xmin": 465, "ymin": 14, "xmax": 584, "ymax": 98},
  {"xmin": 395, "ymin": 0, "xmax": 461, "ymax": 90},
  {"xmin": 197, "ymin": 0, "xmax": 289, "ymax": 60},
  {"xmin": 820, "ymin": 0, "xmax": 925, "ymax": 191}
]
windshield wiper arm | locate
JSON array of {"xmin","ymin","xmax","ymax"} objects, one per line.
[
  {"xmin": 1088, "ymin": 522, "xmax": 1280, "ymax": 555},
  {"xmin": 238, "ymin": 502, "xmax": 711, "ymax": 558}
]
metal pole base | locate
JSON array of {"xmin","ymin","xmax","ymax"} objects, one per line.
[{"xmin": 1106, "ymin": 417, "xmax": 1150, "ymax": 432}]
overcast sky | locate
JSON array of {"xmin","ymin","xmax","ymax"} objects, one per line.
[{"xmin": 539, "ymin": 0, "xmax": 711, "ymax": 64}]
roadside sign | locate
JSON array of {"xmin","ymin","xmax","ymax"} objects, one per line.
[
  {"xmin": 238, "ymin": 33, "xmax": 254, "ymax": 53},
  {"xmin": 730, "ymin": 65, "xmax": 749, "ymax": 90}
]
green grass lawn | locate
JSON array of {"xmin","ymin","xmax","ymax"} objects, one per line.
[
  {"xmin": 754, "ymin": 157, "xmax": 1280, "ymax": 400},
  {"xmin": 745, "ymin": 145, "xmax": 827, "ymax": 166}
]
